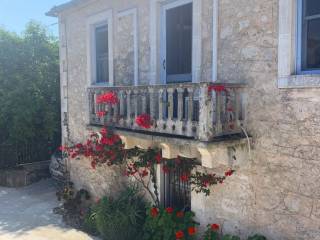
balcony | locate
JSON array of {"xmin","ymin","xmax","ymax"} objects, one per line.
[{"xmin": 88, "ymin": 83, "xmax": 245, "ymax": 142}]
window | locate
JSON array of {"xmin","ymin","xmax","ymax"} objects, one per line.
[
  {"xmin": 161, "ymin": 163, "xmax": 191, "ymax": 210},
  {"xmin": 165, "ymin": 2, "xmax": 193, "ymax": 83},
  {"xmin": 86, "ymin": 10, "xmax": 113, "ymax": 86},
  {"xmin": 95, "ymin": 25, "xmax": 109, "ymax": 83},
  {"xmin": 298, "ymin": 0, "xmax": 320, "ymax": 73}
]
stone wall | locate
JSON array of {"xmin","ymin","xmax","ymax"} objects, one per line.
[{"xmin": 57, "ymin": 0, "xmax": 320, "ymax": 239}]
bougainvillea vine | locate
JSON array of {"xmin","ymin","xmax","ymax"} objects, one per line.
[{"xmin": 61, "ymin": 127, "xmax": 235, "ymax": 207}]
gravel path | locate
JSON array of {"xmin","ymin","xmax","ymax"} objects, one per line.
[{"xmin": 0, "ymin": 179, "xmax": 96, "ymax": 240}]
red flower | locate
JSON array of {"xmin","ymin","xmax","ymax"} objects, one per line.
[
  {"xmin": 58, "ymin": 146, "xmax": 65, "ymax": 151},
  {"xmin": 155, "ymin": 152, "xmax": 162, "ymax": 164},
  {"xmin": 141, "ymin": 169, "xmax": 149, "ymax": 177},
  {"xmin": 188, "ymin": 226, "xmax": 197, "ymax": 236},
  {"xmin": 225, "ymin": 169, "xmax": 234, "ymax": 177},
  {"xmin": 96, "ymin": 111, "xmax": 106, "ymax": 117},
  {"xmin": 180, "ymin": 174, "xmax": 189, "ymax": 182},
  {"xmin": 135, "ymin": 114, "xmax": 152, "ymax": 129},
  {"xmin": 100, "ymin": 128, "xmax": 108, "ymax": 136},
  {"xmin": 208, "ymin": 85, "xmax": 226, "ymax": 93},
  {"xmin": 165, "ymin": 207, "xmax": 173, "ymax": 214},
  {"xmin": 150, "ymin": 207, "xmax": 159, "ymax": 218},
  {"xmin": 211, "ymin": 224, "xmax": 220, "ymax": 231},
  {"xmin": 175, "ymin": 230, "xmax": 184, "ymax": 239},
  {"xmin": 71, "ymin": 153, "xmax": 78, "ymax": 159},
  {"xmin": 202, "ymin": 180, "xmax": 209, "ymax": 187},
  {"xmin": 96, "ymin": 92, "xmax": 119, "ymax": 105},
  {"xmin": 91, "ymin": 160, "xmax": 97, "ymax": 170},
  {"xmin": 176, "ymin": 211, "xmax": 184, "ymax": 218},
  {"xmin": 76, "ymin": 143, "xmax": 83, "ymax": 149}
]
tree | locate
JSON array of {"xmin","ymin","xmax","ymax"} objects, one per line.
[{"xmin": 0, "ymin": 21, "xmax": 60, "ymax": 149}]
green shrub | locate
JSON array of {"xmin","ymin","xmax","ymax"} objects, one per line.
[
  {"xmin": 247, "ymin": 235, "xmax": 267, "ymax": 240},
  {"xmin": 83, "ymin": 208, "xmax": 99, "ymax": 236},
  {"xmin": 203, "ymin": 224, "xmax": 267, "ymax": 240},
  {"xmin": 92, "ymin": 185, "xmax": 146, "ymax": 240},
  {"xmin": 222, "ymin": 235, "xmax": 240, "ymax": 240},
  {"xmin": 143, "ymin": 206, "xmax": 199, "ymax": 240}
]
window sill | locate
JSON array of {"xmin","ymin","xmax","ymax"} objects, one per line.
[{"xmin": 278, "ymin": 74, "xmax": 320, "ymax": 89}]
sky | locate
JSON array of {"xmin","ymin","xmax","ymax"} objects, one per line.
[{"xmin": 0, "ymin": 0, "xmax": 69, "ymax": 36}]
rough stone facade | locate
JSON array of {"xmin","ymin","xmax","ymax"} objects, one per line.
[{"xmin": 51, "ymin": 0, "xmax": 320, "ymax": 239}]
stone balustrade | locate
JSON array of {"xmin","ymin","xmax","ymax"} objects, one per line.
[{"xmin": 88, "ymin": 83, "xmax": 245, "ymax": 141}]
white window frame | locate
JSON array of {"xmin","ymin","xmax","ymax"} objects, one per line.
[
  {"xmin": 150, "ymin": 0, "xmax": 202, "ymax": 85},
  {"xmin": 278, "ymin": 0, "xmax": 320, "ymax": 88},
  {"xmin": 86, "ymin": 9, "xmax": 114, "ymax": 87},
  {"xmin": 296, "ymin": 0, "xmax": 320, "ymax": 75}
]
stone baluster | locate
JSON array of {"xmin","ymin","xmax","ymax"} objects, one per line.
[
  {"xmin": 158, "ymin": 89, "xmax": 164, "ymax": 121},
  {"xmin": 113, "ymin": 95, "xmax": 119, "ymax": 123},
  {"xmin": 119, "ymin": 90, "xmax": 125, "ymax": 117},
  {"xmin": 126, "ymin": 90, "xmax": 132, "ymax": 125},
  {"xmin": 234, "ymin": 89, "xmax": 241, "ymax": 127},
  {"xmin": 187, "ymin": 88, "xmax": 194, "ymax": 122},
  {"xmin": 105, "ymin": 103, "xmax": 111, "ymax": 124},
  {"xmin": 177, "ymin": 88, "xmax": 184, "ymax": 121},
  {"xmin": 141, "ymin": 89, "xmax": 147, "ymax": 114},
  {"xmin": 149, "ymin": 88, "xmax": 156, "ymax": 120},
  {"xmin": 167, "ymin": 88, "xmax": 174, "ymax": 120},
  {"xmin": 133, "ymin": 89, "xmax": 139, "ymax": 119}
]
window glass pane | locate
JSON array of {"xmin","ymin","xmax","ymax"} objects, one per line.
[
  {"xmin": 305, "ymin": 18, "xmax": 320, "ymax": 69},
  {"xmin": 305, "ymin": 0, "xmax": 320, "ymax": 17},
  {"xmin": 95, "ymin": 25, "xmax": 108, "ymax": 83},
  {"xmin": 166, "ymin": 3, "xmax": 192, "ymax": 82}
]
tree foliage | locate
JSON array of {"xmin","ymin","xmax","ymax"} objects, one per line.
[{"xmin": 0, "ymin": 21, "xmax": 60, "ymax": 146}]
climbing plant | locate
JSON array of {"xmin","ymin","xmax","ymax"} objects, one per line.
[{"xmin": 61, "ymin": 91, "xmax": 235, "ymax": 207}]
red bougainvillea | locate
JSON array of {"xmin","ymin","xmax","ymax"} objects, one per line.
[
  {"xmin": 60, "ymin": 127, "xmax": 235, "ymax": 205},
  {"xmin": 135, "ymin": 114, "xmax": 152, "ymax": 129},
  {"xmin": 96, "ymin": 92, "xmax": 119, "ymax": 105},
  {"xmin": 208, "ymin": 85, "xmax": 226, "ymax": 93}
]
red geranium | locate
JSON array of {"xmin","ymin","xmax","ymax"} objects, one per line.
[
  {"xmin": 211, "ymin": 223, "xmax": 220, "ymax": 231},
  {"xmin": 188, "ymin": 226, "xmax": 197, "ymax": 236},
  {"xmin": 208, "ymin": 85, "xmax": 226, "ymax": 93},
  {"xmin": 165, "ymin": 207, "xmax": 173, "ymax": 214},
  {"xmin": 150, "ymin": 207, "xmax": 159, "ymax": 218},
  {"xmin": 175, "ymin": 230, "xmax": 184, "ymax": 239},
  {"xmin": 135, "ymin": 114, "xmax": 152, "ymax": 129},
  {"xmin": 96, "ymin": 92, "xmax": 119, "ymax": 105},
  {"xmin": 176, "ymin": 211, "xmax": 184, "ymax": 218}
]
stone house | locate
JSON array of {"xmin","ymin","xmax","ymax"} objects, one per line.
[{"xmin": 47, "ymin": 0, "xmax": 320, "ymax": 239}]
